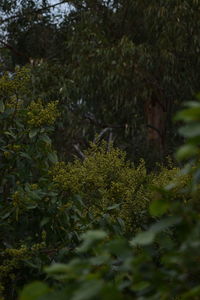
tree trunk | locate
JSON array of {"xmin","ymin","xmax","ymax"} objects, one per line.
[{"xmin": 145, "ymin": 98, "xmax": 166, "ymax": 156}]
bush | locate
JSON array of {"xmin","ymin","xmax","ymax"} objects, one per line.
[
  {"xmin": 50, "ymin": 142, "xmax": 151, "ymax": 233},
  {"xmin": 19, "ymin": 97, "xmax": 200, "ymax": 300}
]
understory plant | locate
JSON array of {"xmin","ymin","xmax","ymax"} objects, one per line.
[{"xmin": 19, "ymin": 96, "xmax": 200, "ymax": 300}]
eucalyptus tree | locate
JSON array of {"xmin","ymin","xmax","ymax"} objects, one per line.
[{"xmin": 1, "ymin": 0, "xmax": 200, "ymax": 163}]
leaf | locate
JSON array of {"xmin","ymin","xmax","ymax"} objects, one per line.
[
  {"xmin": 29, "ymin": 129, "xmax": 38, "ymax": 139},
  {"xmin": 20, "ymin": 281, "xmax": 50, "ymax": 300},
  {"xmin": 20, "ymin": 152, "xmax": 32, "ymax": 160},
  {"xmin": 0, "ymin": 100, "xmax": 5, "ymax": 113},
  {"xmin": 107, "ymin": 203, "xmax": 121, "ymax": 211},
  {"xmin": 130, "ymin": 217, "xmax": 181, "ymax": 246},
  {"xmin": 40, "ymin": 134, "xmax": 51, "ymax": 144},
  {"xmin": 149, "ymin": 198, "xmax": 169, "ymax": 217},
  {"xmin": 176, "ymin": 144, "xmax": 198, "ymax": 160},
  {"xmin": 40, "ymin": 217, "xmax": 50, "ymax": 227},
  {"xmin": 48, "ymin": 152, "xmax": 58, "ymax": 163},
  {"xmin": 72, "ymin": 280, "xmax": 103, "ymax": 300},
  {"xmin": 175, "ymin": 107, "xmax": 200, "ymax": 122},
  {"xmin": 130, "ymin": 230, "xmax": 155, "ymax": 246},
  {"xmin": 150, "ymin": 217, "xmax": 182, "ymax": 234},
  {"xmin": 77, "ymin": 230, "xmax": 108, "ymax": 253},
  {"xmin": 179, "ymin": 123, "xmax": 200, "ymax": 138},
  {"xmin": 45, "ymin": 263, "xmax": 69, "ymax": 274}
]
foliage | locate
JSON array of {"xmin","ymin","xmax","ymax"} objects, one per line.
[
  {"xmin": 1, "ymin": 0, "xmax": 200, "ymax": 162},
  {"xmin": 18, "ymin": 97, "xmax": 200, "ymax": 300},
  {"xmin": 50, "ymin": 142, "xmax": 150, "ymax": 233},
  {"xmin": 1, "ymin": 2, "xmax": 200, "ymax": 298}
]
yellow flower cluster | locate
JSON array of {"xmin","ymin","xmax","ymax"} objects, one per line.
[
  {"xmin": 30, "ymin": 183, "xmax": 38, "ymax": 190},
  {"xmin": 12, "ymin": 191, "xmax": 21, "ymax": 208},
  {"xmin": 149, "ymin": 165, "xmax": 191, "ymax": 203},
  {"xmin": 0, "ymin": 245, "xmax": 30, "ymax": 291},
  {"xmin": 6, "ymin": 95, "xmax": 24, "ymax": 110},
  {"xmin": 50, "ymin": 143, "xmax": 149, "ymax": 232},
  {"xmin": 27, "ymin": 99, "xmax": 60, "ymax": 127},
  {"xmin": 51, "ymin": 143, "xmax": 195, "ymax": 232},
  {"xmin": 0, "ymin": 66, "xmax": 30, "ymax": 99},
  {"xmin": 5, "ymin": 245, "xmax": 28, "ymax": 257},
  {"xmin": 0, "ymin": 241, "xmax": 46, "ymax": 296}
]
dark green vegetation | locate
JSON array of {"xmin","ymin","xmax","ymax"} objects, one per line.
[{"xmin": 0, "ymin": 1, "xmax": 200, "ymax": 299}]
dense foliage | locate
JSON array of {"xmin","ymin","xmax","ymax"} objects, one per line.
[
  {"xmin": 1, "ymin": 1, "xmax": 200, "ymax": 299},
  {"xmin": 1, "ymin": 0, "xmax": 200, "ymax": 163}
]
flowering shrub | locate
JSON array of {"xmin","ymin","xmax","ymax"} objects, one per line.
[
  {"xmin": 1, "ymin": 66, "xmax": 199, "ymax": 300},
  {"xmin": 50, "ymin": 143, "xmax": 151, "ymax": 232},
  {"xmin": 19, "ymin": 98, "xmax": 200, "ymax": 300},
  {"xmin": 0, "ymin": 67, "xmax": 62, "ymax": 298}
]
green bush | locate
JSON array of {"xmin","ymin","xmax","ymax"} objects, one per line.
[
  {"xmin": 19, "ymin": 97, "xmax": 200, "ymax": 300},
  {"xmin": 51, "ymin": 143, "xmax": 194, "ymax": 233},
  {"xmin": 2, "ymin": 66, "xmax": 200, "ymax": 300},
  {"xmin": 50, "ymin": 142, "xmax": 151, "ymax": 233}
]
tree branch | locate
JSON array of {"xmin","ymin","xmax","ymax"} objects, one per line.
[
  {"xmin": 1, "ymin": 0, "xmax": 69, "ymax": 24},
  {"xmin": 0, "ymin": 40, "xmax": 29, "ymax": 59}
]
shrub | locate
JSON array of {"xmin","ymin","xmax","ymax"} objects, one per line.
[
  {"xmin": 0, "ymin": 67, "xmax": 62, "ymax": 298},
  {"xmin": 50, "ymin": 142, "xmax": 151, "ymax": 233},
  {"xmin": 19, "ymin": 97, "xmax": 200, "ymax": 300}
]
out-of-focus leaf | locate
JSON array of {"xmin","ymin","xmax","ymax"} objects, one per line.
[
  {"xmin": 130, "ymin": 217, "xmax": 181, "ymax": 246},
  {"xmin": 149, "ymin": 198, "xmax": 169, "ymax": 217},
  {"xmin": 179, "ymin": 123, "xmax": 200, "ymax": 138},
  {"xmin": 72, "ymin": 280, "xmax": 103, "ymax": 300},
  {"xmin": 175, "ymin": 107, "xmax": 200, "ymax": 122},
  {"xmin": 77, "ymin": 230, "xmax": 108, "ymax": 253},
  {"xmin": 176, "ymin": 144, "xmax": 198, "ymax": 160},
  {"xmin": 20, "ymin": 281, "xmax": 50, "ymax": 300}
]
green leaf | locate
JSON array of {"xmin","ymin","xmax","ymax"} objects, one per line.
[
  {"xmin": 149, "ymin": 198, "xmax": 169, "ymax": 217},
  {"xmin": 77, "ymin": 230, "xmax": 108, "ymax": 253},
  {"xmin": 29, "ymin": 129, "xmax": 38, "ymax": 139},
  {"xmin": 48, "ymin": 152, "xmax": 58, "ymax": 163},
  {"xmin": 175, "ymin": 107, "xmax": 200, "ymax": 122},
  {"xmin": 0, "ymin": 100, "xmax": 5, "ymax": 113},
  {"xmin": 150, "ymin": 216, "xmax": 182, "ymax": 233},
  {"xmin": 20, "ymin": 152, "xmax": 32, "ymax": 160},
  {"xmin": 176, "ymin": 144, "xmax": 198, "ymax": 160},
  {"xmin": 130, "ymin": 217, "xmax": 181, "ymax": 246},
  {"xmin": 45, "ymin": 263, "xmax": 69, "ymax": 274},
  {"xmin": 20, "ymin": 281, "xmax": 50, "ymax": 300},
  {"xmin": 179, "ymin": 123, "xmax": 200, "ymax": 138},
  {"xmin": 130, "ymin": 230, "xmax": 155, "ymax": 246},
  {"xmin": 107, "ymin": 203, "xmax": 121, "ymax": 211},
  {"xmin": 40, "ymin": 134, "xmax": 52, "ymax": 144},
  {"xmin": 72, "ymin": 280, "xmax": 103, "ymax": 300}
]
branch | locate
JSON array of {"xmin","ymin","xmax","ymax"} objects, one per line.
[
  {"xmin": 1, "ymin": 0, "xmax": 69, "ymax": 24},
  {"xmin": 73, "ymin": 144, "xmax": 85, "ymax": 160},
  {"xmin": 0, "ymin": 40, "xmax": 29, "ymax": 59},
  {"xmin": 93, "ymin": 127, "xmax": 111, "ymax": 144}
]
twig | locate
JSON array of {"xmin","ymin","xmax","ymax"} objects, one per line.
[
  {"xmin": 73, "ymin": 144, "xmax": 85, "ymax": 160},
  {"xmin": 93, "ymin": 127, "xmax": 111, "ymax": 144}
]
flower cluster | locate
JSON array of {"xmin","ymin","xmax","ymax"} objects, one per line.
[
  {"xmin": 27, "ymin": 99, "xmax": 60, "ymax": 127},
  {"xmin": 50, "ymin": 143, "xmax": 149, "ymax": 232},
  {"xmin": 0, "ymin": 66, "xmax": 30, "ymax": 100}
]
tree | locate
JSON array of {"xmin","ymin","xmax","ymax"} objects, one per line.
[{"xmin": 1, "ymin": 0, "xmax": 200, "ymax": 163}]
